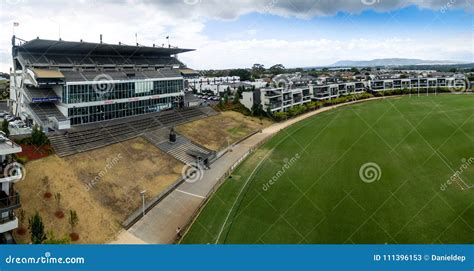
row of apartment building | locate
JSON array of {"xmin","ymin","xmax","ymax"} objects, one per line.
[{"xmin": 240, "ymin": 75, "xmax": 467, "ymax": 113}]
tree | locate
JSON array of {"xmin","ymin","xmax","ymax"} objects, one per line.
[
  {"xmin": 233, "ymin": 91, "xmax": 240, "ymax": 104},
  {"xmin": 54, "ymin": 192, "xmax": 62, "ymax": 212},
  {"xmin": 43, "ymin": 231, "xmax": 70, "ymax": 244},
  {"xmin": 16, "ymin": 208, "xmax": 27, "ymax": 235},
  {"xmin": 68, "ymin": 210, "xmax": 79, "ymax": 241},
  {"xmin": 31, "ymin": 125, "xmax": 48, "ymax": 146},
  {"xmin": 69, "ymin": 210, "xmax": 79, "ymax": 232},
  {"xmin": 54, "ymin": 192, "xmax": 64, "ymax": 218},
  {"xmin": 1, "ymin": 120, "xmax": 9, "ymax": 137},
  {"xmin": 223, "ymin": 93, "xmax": 229, "ymax": 104},
  {"xmin": 350, "ymin": 67, "xmax": 360, "ymax": 74},
  {"xmin": 251, "ymin": 64, "xmax": 265, "ymax": 78},
  {"xmin": 218, "ymin": 97, "xmax": 224, "ymax": 109},
  {"xmin": 269, "ymin": 64, "xmax": 286, "ymax": 75},
  {"xmin": 229, "ymin": 69, "xmax": 251, "ymax": 81},
  {"xmin": 273, "ymin": 111, "xmax": 288, "ymax": 122},
  {"xmin": 29, "ymin": 212, "xmax": 46, "ymax": 244},
  {"xmin": 42, "ymin": 176, "xmax": 52, "ymax": 199}
]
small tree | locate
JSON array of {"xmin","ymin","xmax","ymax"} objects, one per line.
[
  {"xmin": 54, "ymin": 192, "xmax": 61, "ymax": 211},
  {"xmin": 223, "ymin": 93, "xmax": 229, "ymax": 104},
  {"xmin": 1, "ymin": 120, "xmax": 9, "ymax": 137},
  {"xmin": 68, "ymin": 210, "xmax": 79, "ymax": 241},
  {"xmin": 29, "ymin": 212, "xmax": 46, "ymax": 244},
  {"xmin": 54, "ymin": 192, "xmax": 64, "ymax": 218},
  {"xmin": 16, "ymin": 208, "xmax": 27, "ymax": 235},
  {"xmin": 31, "ymin": 125, "xmax": 48, "ymax": 146},
  {"xmin": 42, "ymin": 176, "xmax": 52, "ymax": 199},
  {"xmin": 43, "ymin": 231, "xmax": 70, "ymax": 244},
  {"xmin": 233, "ymin": 91, "xmax": 240, "ymax": 104},
  {"xmin": 69, "ymin": 210, "xmax": 79, "ymax": 232}
]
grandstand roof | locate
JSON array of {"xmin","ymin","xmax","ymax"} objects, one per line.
[{"xmin": 15, "ymin": 38, "xmax": 194, "ymax": 56}]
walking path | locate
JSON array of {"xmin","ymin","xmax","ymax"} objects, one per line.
[{"xmin": 110, "ymin": 97, "xmax": 390, "ymax": 244}]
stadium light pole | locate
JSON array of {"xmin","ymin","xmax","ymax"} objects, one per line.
[{"xmin": 140, "ymin": 190, "xmax": 146, "ymax": 217}]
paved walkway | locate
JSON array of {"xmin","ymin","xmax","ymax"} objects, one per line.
[{"xmin": 110, "ymin": 97, "xmax": 389, "ymax": 244}]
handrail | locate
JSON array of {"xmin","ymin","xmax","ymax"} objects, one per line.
[{"xmin": 0, "ymin": 192, "xmax": 20, "ymax": 208}]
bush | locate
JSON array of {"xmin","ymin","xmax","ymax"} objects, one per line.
[
  {"xmin": 31, "ymin": 125, "xmax": 49, "ymax": 146},
  {"xmin": 29, "ymin": 212, "xmax": 46, "ymax": 244},
  {"xmin": 1, "ymin": 120, "xmax": 9, "ymax": 137},
  {"xmin": 273, "ymin": 111, "xmax": 288, "ymax": 122}
]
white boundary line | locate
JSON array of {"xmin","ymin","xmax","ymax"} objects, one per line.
[
  {"xmin": 176, "ymin": 189, "xmax": 206, "ymax": 199},
  {"xmin": 215, "ymin": 149, "xmax": 274, "ymax": 244}
]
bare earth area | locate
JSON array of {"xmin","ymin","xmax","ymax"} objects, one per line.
[
  {"xmin": 14, "ymin": 137, "xmax": 183, "ymax": 244},
  {"xmin": 176, "ymin": 111, "xmax": 272, "ymax": 151}
]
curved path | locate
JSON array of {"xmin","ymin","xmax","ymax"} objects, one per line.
[{"xmin": 111, "ymin": 96, "xmax": 393, "ymax": 244}]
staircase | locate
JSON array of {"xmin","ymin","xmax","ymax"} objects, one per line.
[
  {"xmin": 48, "ymin": 106, "xmax": 217, "ymax": 157},
  {"xmin": 143, "ymin": 131, "xmax": 213, "ymax": 165}
]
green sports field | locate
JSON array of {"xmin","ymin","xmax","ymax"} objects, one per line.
[{"xmin": 182, "ymin": 95, "xmax": 474, "ymax": 244}]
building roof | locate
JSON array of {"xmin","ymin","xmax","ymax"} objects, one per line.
[
  {"xmin": 15, "ymin": 38, "xmax": 194, "ymax": 57},
  {"xmin": 32, "ymin": 68, "xmax": 64, "ymax": 79},
  {"xmin": 179, "ymin": 68, "xmax": 199, "ymax": 75}
]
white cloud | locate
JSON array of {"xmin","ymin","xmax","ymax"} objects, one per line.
[
  {"xmin": 0, "ymin": 0, "xmax": 472, "ymax": 72},
  {"xmin": 180, "ymin": 35, "xmax": 474, "ymax": 69}
]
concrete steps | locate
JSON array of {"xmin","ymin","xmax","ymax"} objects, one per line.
[{"xmin": 48, "ymin": 106, "xmax": 215, "ymax": 157}]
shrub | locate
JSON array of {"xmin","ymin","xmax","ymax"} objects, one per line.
[
  {"xmin": 29, "ymin": 212, "xmax": 46, "ymax": 244},
  {"xmin": 1, "ymin": 120, "xmax": 9, "ymax": 137},
  {"xmin": 31, "ymin": 125, "xmax": 49, "ymax": 146},
  {"xmin": 273, "ymin": 111, "xmax": 289, "ymax": 122}
]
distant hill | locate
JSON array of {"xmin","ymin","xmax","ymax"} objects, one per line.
[{"xmin": 331, "ymin": 58, "xmax": 465, "ymax": 67}]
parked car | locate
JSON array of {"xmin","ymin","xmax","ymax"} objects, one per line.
[{"xmin": 5, "ymin": 115, "xmax": 17, "ymax": 122}]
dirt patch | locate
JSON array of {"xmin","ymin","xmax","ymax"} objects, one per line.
[
  {"xmin": 14, "ymin": 137, "xmax": 182, "ymax": 244},
  {"xmin": 176, "ymin": 111, "xmax": 271, "ymax": 151}
]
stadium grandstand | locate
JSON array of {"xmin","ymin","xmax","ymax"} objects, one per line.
[{"xmin": 10, "ymin": 35, "xmax": 197, "ymax": 130}]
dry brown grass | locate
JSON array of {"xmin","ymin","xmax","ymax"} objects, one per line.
[
  {"xmin": 176, "ymin": 111, "xmax": 271, "ymax": 151},
  {"xmin": 14, "ymin": 137, "xmax": 182, "ymax": 244}
]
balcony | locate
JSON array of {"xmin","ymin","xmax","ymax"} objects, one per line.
[
  {"xmin": 0, "ymin": 192, "xmax": 21, "ymax": 213},
  {"xmin": 0, "ymin": 210, "xmax": 18, "ymax": 233},
  {"xmin": 263, "ymin": 91, "xmax": 281, "ymax": 98}
]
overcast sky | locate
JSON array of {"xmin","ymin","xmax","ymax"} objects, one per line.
[{"xmin": 0, "ymin": 0, "xmax": 473, "ymax": 72}]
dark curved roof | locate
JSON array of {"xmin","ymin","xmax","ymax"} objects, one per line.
[{"xmin": 16, "ymin": 38, "xmax": 194, "ymax": 57}]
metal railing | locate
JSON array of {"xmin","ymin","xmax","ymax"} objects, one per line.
[{"xmin": 0, "ymin": 192, "xmax": 21, "ymax": 213}]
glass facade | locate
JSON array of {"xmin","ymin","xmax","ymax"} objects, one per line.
[
  {"xmin": 63, "ymin": 79, "xmax": 184, "ymax": 104},
  {"xmin": 68, "ymin": 97, "xmax": 176, "ymax": 125}
]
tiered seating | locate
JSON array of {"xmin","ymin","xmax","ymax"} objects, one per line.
[
  {"xmin": 28, "ymin": 103, "xmax": 67, "ymax": 123},
  {"xmin": 21, "ymin": 52, "xmax": 184, "ymax": 68},
  {"xmin": 49, "ymin": 106, "xmax": 215, "ymax": 157},
  {"xmin": 157, "ymin": 111, "xmax": 184, "ymax": 126},
  {"xmin": 178, "ymin": 107, "xmax": 206, "ymax": 119}
]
